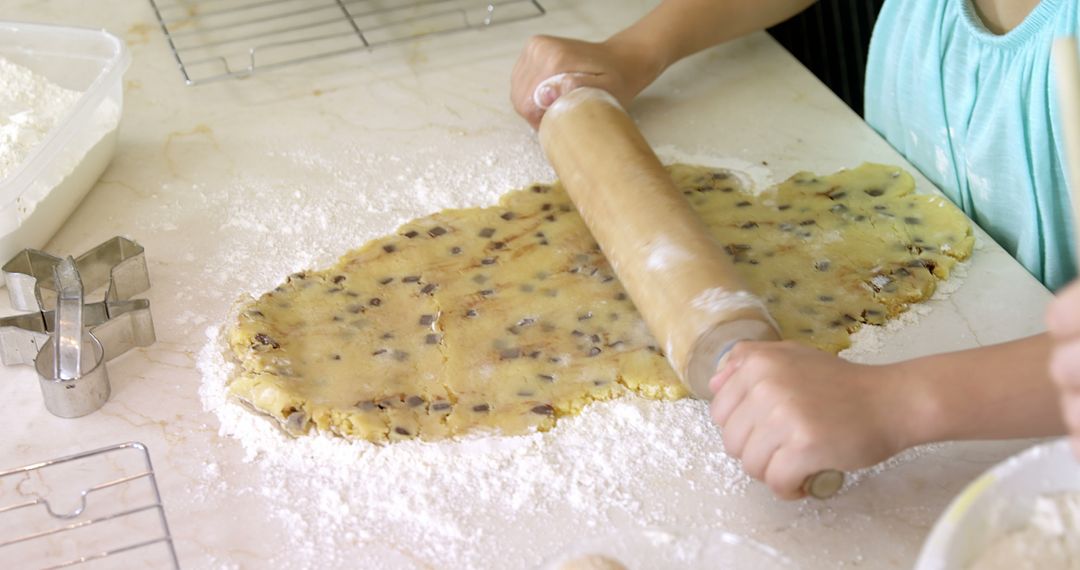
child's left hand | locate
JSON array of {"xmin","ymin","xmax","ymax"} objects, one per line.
[{"xmin": 708, "ymin": 341, "xmax": 912, "ymax": 499}]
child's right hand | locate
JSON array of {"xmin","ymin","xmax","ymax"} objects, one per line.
[
  {"xmin": 510, "ymin": 35, "xmax": 665, "ymax": 129},
  {"xmin": 1047, "ymin": 281, "xmax": 1080, "ymax": 457}
]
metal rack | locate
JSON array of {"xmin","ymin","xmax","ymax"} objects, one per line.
[
  {"xmin": 147, "ymin": 0, "xmax": 547, "ymax": 85},
  {"xmin": 0, "ymin": 442, "xmax": 178, "ymax": 569}
]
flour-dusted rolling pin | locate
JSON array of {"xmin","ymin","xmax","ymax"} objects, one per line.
[{"xmin": 537, "ymin": 87, "xmax": 845, "ymax": 500}]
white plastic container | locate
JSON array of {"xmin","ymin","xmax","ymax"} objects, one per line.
[
  {"xmin": 0, "ymin": 22, "xmax": 130, "ymax": 272},
  {"xmin": 915, "ymin": 438, "xmax": 1080, "ymax": 569}
]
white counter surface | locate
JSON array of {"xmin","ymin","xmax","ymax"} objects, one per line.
[{"xmin": 0, "ymin": 1, "xmax": 1055, "ymax": 568}]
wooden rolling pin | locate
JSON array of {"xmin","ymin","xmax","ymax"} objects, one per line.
[{"xmin": 537, "ymin": 87, "xmax": 844, "ymax": 500}]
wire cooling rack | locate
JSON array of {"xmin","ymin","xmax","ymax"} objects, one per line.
[
  {"xmin": 0, "ymin": 442, "xmax": 179, "ymax": 569},
  {"xmin": 147, "ymin": 0, "xmax": 547, "ymax": 85}
]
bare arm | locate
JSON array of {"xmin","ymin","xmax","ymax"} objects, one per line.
[
  {"xmin": 511, "ymin": 0, "xmax": 817, "ymax": 127},
  {"xmin": 898, "ymin": 334, "xmax": 1064, "ymax": 446}
]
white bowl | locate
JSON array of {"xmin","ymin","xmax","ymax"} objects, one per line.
[
  {"xmin": 915, "ymin": 438, "xmax": 1080, "ymax": 570},
  {"xmin": 0, "ymin": 21, "xmax": 130, "ymax": 273}
]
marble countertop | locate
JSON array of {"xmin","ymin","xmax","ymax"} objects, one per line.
[{"xmin": 0, "ymin": 1, "xmax": 1055, "ymax": 568}]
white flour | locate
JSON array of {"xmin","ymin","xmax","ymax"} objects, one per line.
[
  {"xmin": 969, "ymin": 492, "xmax": 1080, "ymax": 570},
  {"xmin": 0, "ymin": 57, "xmax": 81, "ymax": 182}
]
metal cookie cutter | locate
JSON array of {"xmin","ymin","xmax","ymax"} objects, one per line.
[{"xmin": 0, "ymin": 237, "xmax": 156, "ymax": 418}]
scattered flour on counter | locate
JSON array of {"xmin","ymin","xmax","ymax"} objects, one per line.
[
  {"xmin": 197, "ymin": 326, "xmax": 751, "ymax": 568},
  {"xmin": 0, "ymin": 57, "xmax": 82, "ymax": 181}
]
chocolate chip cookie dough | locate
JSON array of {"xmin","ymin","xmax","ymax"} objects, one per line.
[{"xmin": 226, "ymin": 163, "xmax": 973, "ymax": 442}]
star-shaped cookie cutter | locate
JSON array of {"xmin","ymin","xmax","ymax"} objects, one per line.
[{"xmin": 0, "ymin": 237, "xmax": 156, "ymax": 418}]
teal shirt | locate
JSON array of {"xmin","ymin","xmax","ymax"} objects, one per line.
[{"xmin": 865, "ymin": 0, "xmax": 1078, "ymax": 290}]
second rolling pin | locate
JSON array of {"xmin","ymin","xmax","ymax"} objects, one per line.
[{"xmin": 537, "ymin": 87, "xmax": 844, "ymax": 500}]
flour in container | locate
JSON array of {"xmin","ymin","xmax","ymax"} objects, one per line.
[{"xmin": 0, "ymin": 57, "xmax": 81, "ymax": 182}]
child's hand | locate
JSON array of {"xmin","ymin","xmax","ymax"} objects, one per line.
[
  {"xmin": 510, "ymin": 35, "xmax": 664, "ymax": 129},
  {"xmin": 1047, "ymin": 281, "xmax": 1080, "ymax": 457},
  {"xmin": 708, "ymin": 341, "xmax": 909, "ymax": 499}
]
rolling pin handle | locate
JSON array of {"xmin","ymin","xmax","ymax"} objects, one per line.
[{"xmin": 802, "ymin": 469, "xmax": 845, "ymax": 500}]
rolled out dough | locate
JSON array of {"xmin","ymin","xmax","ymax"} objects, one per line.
[{"xmin": 226, "ymin": 163, "xmax": 972, "ymax": 442}]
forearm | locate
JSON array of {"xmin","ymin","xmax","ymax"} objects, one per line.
[
  {"xmin": 890, "ymin": 334, "xmax": 1065, "ymax": 447},
  {"xmin": 606, "ymin": 0, "xmax": 817, "ymax": 73}
]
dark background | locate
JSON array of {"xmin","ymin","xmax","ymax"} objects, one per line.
[{"xmin": 768, "ymin": 0, "xmax": 887, "ymax": 116}]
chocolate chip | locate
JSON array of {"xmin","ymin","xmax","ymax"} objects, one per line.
[
  {"xmin": 615, "ymin": 292, "xmax": 627, "ymax": 301},
  {"xmin": 431, "ymin": 402, "xmax": 451, "ymax": 412},
  {"xmin": 828, "ymin": 190, "xmax": 848, "ymax": 199},
  {"xmin": 481, "ymin": 257, "xmax": 497, "ymax": 265},
  {"xmin": 381, "ymin": 332, "xmax": 394, "ymax": 339},
  {"xmin": 782, "ymin": 280, "xmax": 797, "ymax": 288},
  {"xmin": 394, "ymin": 427, "xmax": 411, "ymax": 436},
  {"xmin": 404, "ymin": 230, "xmax": 419, "ymax": 238},
  {"xmin": 421, "ymin": 283, "xmax": 438, "ymax": 295},
  {"xmin": 531, "ymin": 185, "xmax": 548, "ymax": 193},
  {"xmin": 332, "ymin": 315, "xmax": 344, "ymax": 322},
  {"xmin": 500, "ymin": 348, "xmax": 521, "ymax": 360},
  {"xmin": 517, "ymin": 318, "xmax": 535, "ymax": 327},
  {"xmin": 406, "ymin": 396, "xmax": 424, "ymax": 407},
  {"xmin": 370, "ymin": 298, "xmax": 382, "ymax": 306},
  {"xmin": 392, "ymin": 350, "xmax": 409, "ymax": 362},
  {"xmin": 348, "ymin": 304, "xmax": 364, "ymax": 314},
  {"xmin": 450, "ymin": 246, "xmax": 463, "ymax": 255},
  {"xmin": 383, "ymin": 244, "xmax": 397, "ymax": 253},
  {"xmin": 501, "ymin": 212, "xmax": 516, "ymax": 220},
  {"xmin": 819, "ymin": 295, "xmax": 834, "ymax": 302},
  {"xmin": 799, "ymin": 219, "xmax": 816, "ymax": 226},
  {"xmin": 545, "ymin": 214, "xmax": 556, "ymax": 222},
  {"xmin": 735, "ymin": 201, "xmax": 751, "ymax": 207},
  {"xmin": 403, "ymin": 275, "xmax": 420, "ymax": 283},
  {"xmin": 571, "ymin": 330, "xmax": 585, "ymax": 337},
  {"xmin": 332, "ymin": 275, "xmax": 346, "ymax": 284},
  {"xmin": 246, "ymin": 309, "xmax": 264, "ymax": 318},
  {"xmin": 425, "ymin": 334, "xmax": 441, "ymax": 345},
  {"xmin": 578, "ymin": 312, "xmax": 593, "ymax": 321},
  {"xmin": 472, "ymin": 404, "xmax": 490, "ymax": 413},
  {"xmin": 777, "ymin": 204, "xmax": 791, "ymax": 211},
  {"xmin": 740, "ymin": 222, "xmax": 758, "ymax": 229},
  {"xmin": 854, "ymin": 215, "xmax": 867, "ymax": 222},
  {"xmin": 528, "ymin": 350, "xmax": 541, "ymax": 359},
  {"xmin": 373, "ymin": 348, "xmax": 387, "ymax": 356},
  {"xmin": 466, "ymin": 309, "xmax": 478, "ymax": 318},
  {"xmin": 588, "ymin": 347, "xmax": 602, "ymax": 357},
  {"xmin": 814, "ymin": 260, "xmax": 831, "ymax": 271},
  {"xmin": 517, "ymin": 390, "xmax": 534, "ymax": 397},
  {"xmin": 428, "ymin": 226, "xmax": 447, "ymax": 237},
  {"xmin": 331, "ymin": 354, "xmax": 341, "ymax": 360},
  {"xmin": 480, "ymin": 289, "xmax": 494, "ymax": 297},
  {"xmin": 538, "ymin": 374, "xmax": 555, "ymax": 382},
  {"xmin": 379, "ymin": 277, "xmax": 394, "ymax": 285},
  {"xmin": 590, "ymin": 334, "xmax": 601, "ymax": 344},
  {"xmin": 904, "ymin": 216, "xmax": 921, "ymax": 225},
  {"xmin": 478, "ymin": 228, "xmax": 496, "ymax": 238},
  {"xmin": 419, "ymin": 314, "xmax": 436, "ymax": 325},
  {"xmin": 865, "ymin": 188, "xmax": 885, "ymax": 197},
  {"xmin": 541, "ymin": 203, "xmax": 552, "ymax": 211},
  {"xmin": 491, "ymin": 241, "xmax": 506, "ymax": 250},
  {"xmin": 531, "ymin": 404, "xmax": 554, "ymax": 416},
  {"xmin": 253, "ymin": 333, "xmax": 280, "ymax": 349}
]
